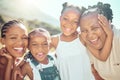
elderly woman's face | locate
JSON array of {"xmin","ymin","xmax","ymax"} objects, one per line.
[{"xmin": 80, "ymin": 13, "xmax": 106, "ymax": 50}]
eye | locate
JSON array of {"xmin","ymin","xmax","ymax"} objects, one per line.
[
  {"xmin": 41, "ymin": 42, "xmax": 48, "ymax": 47},
  {"xmin": 22, "ymin": 36, "xmax": 28, "ymax": 40},
  {"xmin": 92, "ymin": 27, "xmax": 99, "ymax": 31},
  {"xmin": 42, "ymin": 43, "xmax": 48, "ymax": 46},
  {"xmin": 10, "ymin": 37, "xmax": 17, "ymax": 39},
  {"xmin": 31, "ymin": 43, "xmax": 38, "ymax": 46},
  {"xmin": 72, "ymin": 21, "xmax": 78, "ymax": 25},
  {"xmin": 81, "ymin": 29, "xmax": 87, "ymax": 33},
  {"xmin": 63, "ymin": 17, "xmax": 68, "ymax": 21},
  {"xmin": 74, "ymin": 21, "xmax": 78, "ymax": 24}
]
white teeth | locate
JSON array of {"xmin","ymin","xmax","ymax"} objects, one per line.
[
  {"xmin": 14, "ymin": 48, "xmax": 23, "ymax": 50},
  {"xmin": 90, "ymin": 38, "xmax": 98, "ymax": 42},
  {"xmin": 37, "ymin": 53, "xmax": 43, "ymax": 56},
  {"xmin": 65, "ymin": 28, "xmax": 71, "ymax": 31}
]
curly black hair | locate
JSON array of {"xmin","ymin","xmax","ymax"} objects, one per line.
[{"xmin": 81, "ymin": 2, "xmax": 113, "ymax": 22}]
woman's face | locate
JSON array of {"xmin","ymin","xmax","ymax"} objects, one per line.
[
  {"xmin": 80, "ymin": 13, "xmax": 106, "ymax": 50},
  {"xmin": 60, "ymin": 8, "xmax": 80, "ymax": 36},
  {"xmin": 28, "ymin": 33, "xmax": 50, "ymax": 63},
  {"xmin": 2, "ymin": 24, "xmax": 28, "ymax": 58}
]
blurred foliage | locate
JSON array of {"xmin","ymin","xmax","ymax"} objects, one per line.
[
  {"xmin": 0, "ymin": 2, "xmax": 113, "ymax": 36},
  {"xmin": 26, "ymin": 19, "xmax": 60, "ymax": 35},
  {"xmin": 0, "ymin": 15, "xmax": 61, "ymax": 36}
]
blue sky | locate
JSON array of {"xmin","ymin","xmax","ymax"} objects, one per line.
[
  {"xmin": 37, "ymin": 0, "xmax": 120, "ymax": 28},
  {"xmin": 0, "ymin": 0, "xmax": 120, "ymax": 28}
]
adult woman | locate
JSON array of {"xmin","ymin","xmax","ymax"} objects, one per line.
[{"xmin": 0, "ymin": 20, "xmax": 28, "ymax": 80}]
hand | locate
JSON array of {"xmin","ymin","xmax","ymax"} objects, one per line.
[
  {"xmin": 98, "ymin": 14, "xmax": 113, "ymax": 37},
  {"xmin": 0, "ymin": 47, "xmax": 13, "ymax": 61},
  {"xmin": 91, "ymin": 64, "xmax": 104, "ymax": 80},
  {"xmin": 13, "ymin": 66, "xmax": 23, "ymax": 80}
]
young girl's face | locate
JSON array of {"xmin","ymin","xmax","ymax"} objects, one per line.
[
  {"xmin": 2, "ymin": 24, "xmax": 28, "ymax": 58},
  {"xmin": 28, "ymin": 33, "xmax": 50, "ymax": 63},
  {"xmin": 80, "ymin": 13, "xmax": 106, "ymax": 50},
  {"xmin": 60, "ymin": 9, "xmax": 80, "ymax": 36}
]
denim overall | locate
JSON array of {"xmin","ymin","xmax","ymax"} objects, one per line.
[{"xmin": 25, "ymin": 52, "xmax": 61, "ymax": 80}]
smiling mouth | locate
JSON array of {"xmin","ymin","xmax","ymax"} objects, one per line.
[
  {"xmin": 89, "ymin": 38, "xmax": 98, "ymax": 45},
  {"xmin": 64, "ymin": 27, "xmax": 72, "ymax": 32},
  {"xmin": 36, "ymin": 52, "xmax": 45, "ymax": 58},
  {"xmin": 14, "ymin": 47, "xmax": 24, "ymax": 53}
]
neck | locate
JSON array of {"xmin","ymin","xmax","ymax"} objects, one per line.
[
  {"xmin": 61, "ymin": 31, "xmax": 78, "ymax": 42},
  {"xmin": 39, "ymin": 57, "xmax": 48, "ymax": 64}
]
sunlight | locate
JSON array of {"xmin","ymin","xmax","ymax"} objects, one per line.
[
  {"xmin": 19, "ymin": 0, "xmax": 36, "ymax": 5},
  {"xmin": 14, "ymin": 0, "xmax": 37, "ymax": 9},
  {"xmin": 11, "ymin": 0, "xmax": 42, "ymax": 19}
]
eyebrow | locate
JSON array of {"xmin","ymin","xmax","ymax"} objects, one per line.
[{"xmin": 7, "ymin": 33, "xmax": 27, "ymax": 37}]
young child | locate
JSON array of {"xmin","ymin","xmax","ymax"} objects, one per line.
[
  {"xmin": 0, "ymin": 20, "xmax": 28, "ymax": 80},
  {"xmin": 51, "ymin": 2, "xmax": 94, "ymax": 80},
  {"xmin": 20, "ymin": 28, "xmax": 61, "ymax": 80}
]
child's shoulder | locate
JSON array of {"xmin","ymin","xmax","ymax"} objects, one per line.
[
  {"xmin": 51, "ymin": 34, "xmax": 59, "ymax": 40},
  {"xmin": 47, "ymin": 55, "xmax": 54, "ymax": 60},
  {"xmin": 51, "ymin": 35, "xmax": 59, "ymax": 48},
  {"xmin": 47, "ymin": 54, "xmax": 57, "ymax": 65}
]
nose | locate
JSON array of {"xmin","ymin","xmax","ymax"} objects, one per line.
[
  {"xmin": 16, "ymin": 38, "xmax": 25, "ymax": 46},
  {"xmin": 66, "ymin": 20, "xmax": 73, "ymax": 27},
  {"xmin": 37, "ymin": 45, "xmax": 44, "ymax": 52},
  {"xmin": 87, "ymin": 31, "xmax": 95, "ymax": 39}
]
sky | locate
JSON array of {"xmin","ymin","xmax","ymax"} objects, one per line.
[
  {"xmin": 0, "ymin": 0, "xmax": 120, "ymax": 28},
  {"xmin": 36, "ymin": 0, "xmax": 120, "ymax": 28}
]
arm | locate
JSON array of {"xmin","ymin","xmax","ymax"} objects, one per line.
[
  {"xmin": 12, "ymin": 60, "xmax": 25, "ymax": 80},
  {"xmin": 12, "ymin": 67, "xmax": 23, "ymax": 80},
  {"xmin": 21, "ymin": 62, "xmax": 33, "ymax": 80},
  {"xmin": 5, "ymin": 58, "xmax": 13, "ymax": 80},
  {"xmin": 91, "ymin": 64, "xmax": 104, "ymax": 80},
  {"xmin": 87, "ymin": 14, "xmax": 113, "ymax": 61},
  {"xmin": 12, "ymin": 61, "xmax": 33, "ymax": 80},
  {"xmin": 50, "ymin": 36, "xmax": 59, "ymax": 49},
  {"xmin": 0, "ymin": 57, "xmax": 8, "ymax": 80},
  {"xmin": 0, "ymin": 48, "xmax": 13, "ymax": 80}
]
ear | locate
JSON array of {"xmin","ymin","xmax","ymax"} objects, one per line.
[
  {"xmin": 60, "ymin": 15, "xmax": 62, "ymax": 21},
  {"xmin": 0, "ymin": 38, "xmax": 5, "ymax": 45},
  {"xmin": 28, "ymin": 44, "xmax": 30, "ymax": 50}
]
